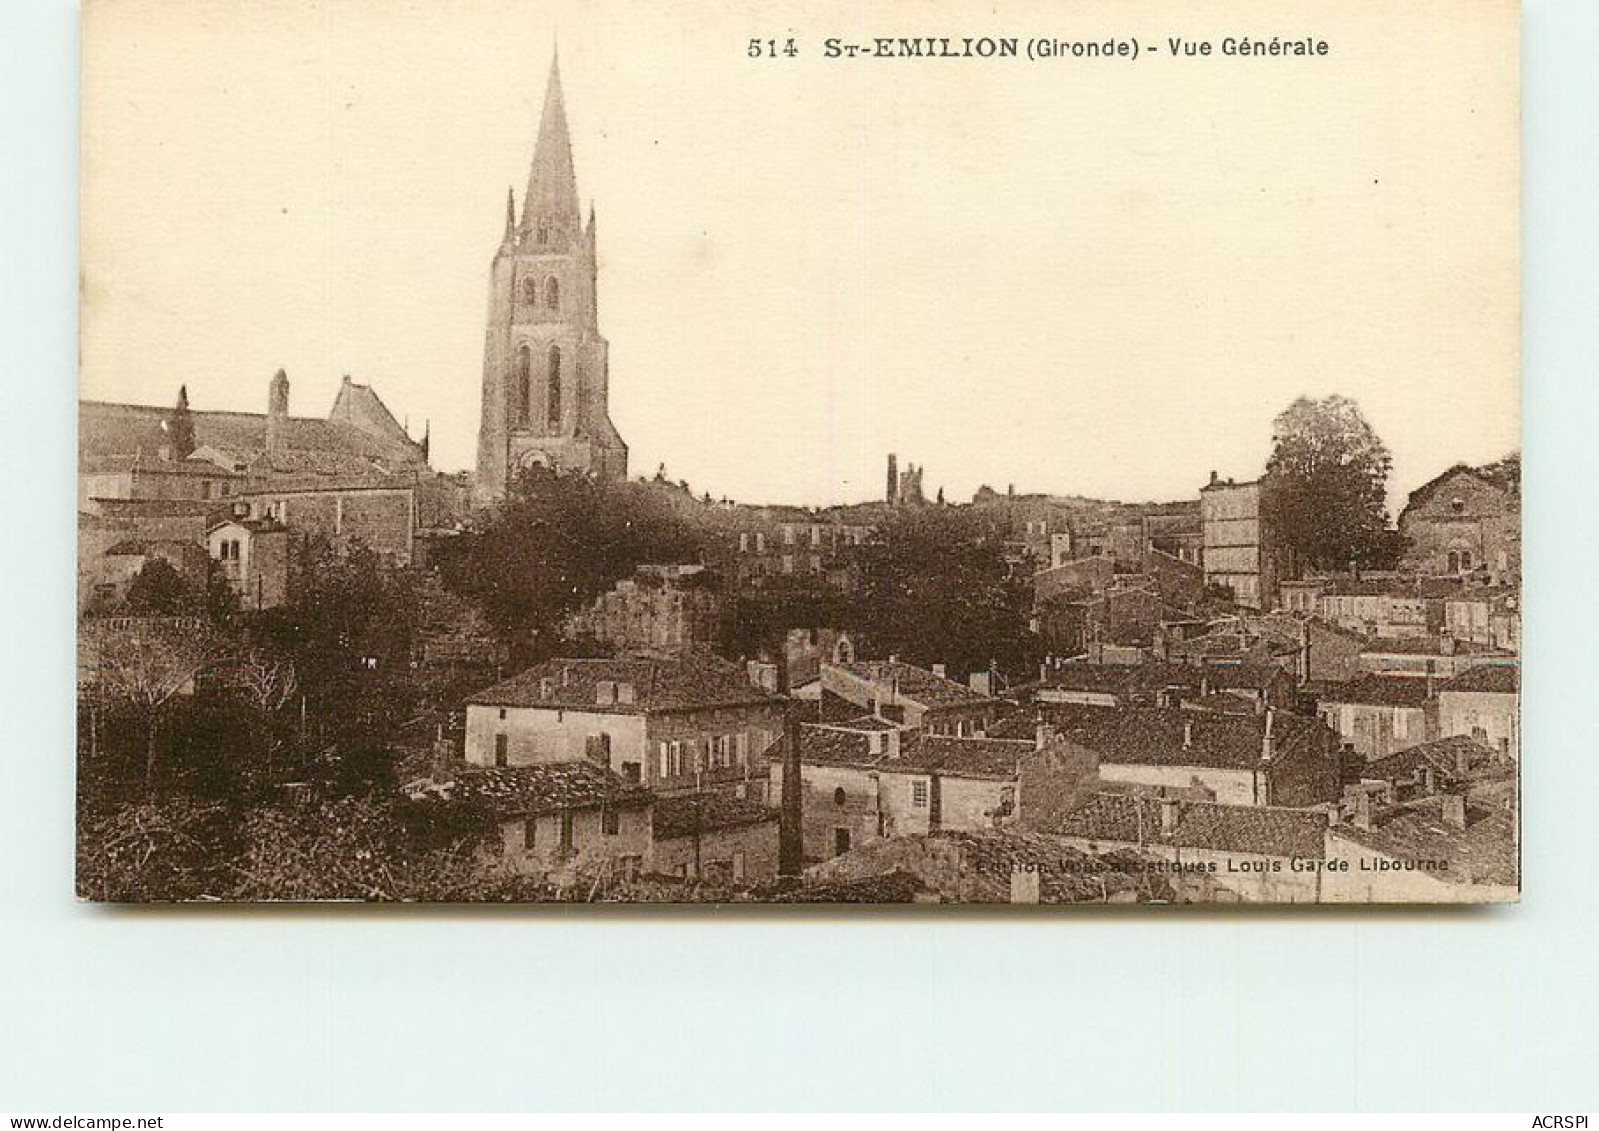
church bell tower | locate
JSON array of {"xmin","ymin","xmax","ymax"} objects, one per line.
[{"xmin": 474, "ymin": 51, "xmax": 628, "ymax": 505}]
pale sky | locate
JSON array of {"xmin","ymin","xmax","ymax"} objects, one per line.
[{"xmin": 81, "ymin": 0, "xmax": 1519, "ymax": 509}]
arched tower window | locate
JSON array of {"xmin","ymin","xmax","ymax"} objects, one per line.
[
  {"xmin": 547, "ymin": 346, "xmax": 563, "ymax": 429},
  {"xmin": 545, "ymin": 276, "xmax": 560, "ymax": 310},
  {"xmin": 521, "ymin": 277, "xmax": 536, "ymax": 305},
  {"xmin": 514, "ymin": 345, "xmax": 532, "ymax": 427}
]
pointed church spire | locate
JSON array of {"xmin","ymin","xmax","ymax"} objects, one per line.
[
  {"xmin": 501, "ymin": 186, "xmax": 517, "ymax": 248},
  {"xmin": 521, "ymin": 48, "xmax": 582, "ymax": 250}
]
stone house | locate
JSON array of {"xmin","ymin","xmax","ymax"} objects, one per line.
[
  {"xmin": 765, "ymin": 723, "xmax": 1031, "ymax": 862},
  {"xmin": 405, "ymin": 762, "xmax": 652, "ymax": 880},
  {"xmin": 1398, "ymin": 463, "xmax": 1520, "ymax": 581},
  {"xmin": 462, "ymin": 654, "xmax": 785, "ymax": 798},
  {"xmin": 1437, "ymin": 665, "xmax": 1520, "ymax": 761},
  {"xmin": 649, "ymin": 794, "xmax": 779, "ymax": 884},
  {"xmin": 1046, "ymin": 706, "xmax": 1341, "ymax": 809},
  {"xmin": 1199, "ymin": 474, "xmax": 1283, "ymax": 610},
  {"xmin": 1356, "ymin": 636, "xmax": 1517, "ymax": 680},
  {"xmin": 206, "ymin": 514, "xmax": 289, "ymax": 611},
  {"xmin": 820, "ymin": 658, "xmax": 1002, "ymax": 735},
  {"xmin": 1317, "ymin": 674, "xmax": 1437, "ymax": 760}
]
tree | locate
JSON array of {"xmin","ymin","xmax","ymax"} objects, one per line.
[
  {"xmin": 164, "ymin": 384, "xmax": 197, "ymax": 459},
  {"xmin": 849, "ymin": 507, "xmax": 1039, "ymax": 681},
  {"xmin": 1263, "ymin": 395, "xmax": 1397, "ymax": 570},
  {"xmin": 124, "ymin": 558, "xmax": 190, "ymax": 615},
  {"xmin": 437, "ymin": 465, "xmax": 705, "ymax": 663},
  {"xmin": 82, "ymin": 617, "xmax": 221, "ymax": 787}
]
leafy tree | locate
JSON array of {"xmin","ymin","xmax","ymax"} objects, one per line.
[
  {"xmin": 849, "ymin": 507, "xmax": 1039, "ymax": 681},
  {"xmin": 719, "ymin": 575, "xmax": 849, "ymax": 660},
  {"xmin": 124, "ymin": 557, "xmax": 190, "ymax": 615},
  {"xmin": 437, "ymin": 465, "xmax": 705, "ymax": 663},
  {"xmin": 1263, "ymin": 395, "xmax": 1397, "ymax": 570}
]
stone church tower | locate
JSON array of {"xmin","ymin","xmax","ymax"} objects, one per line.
[{"xmin": 474, "ymin": 53, "xmax": 628, "ymax": 504}]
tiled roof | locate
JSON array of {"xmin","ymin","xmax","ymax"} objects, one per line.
[
  {"xmin": 1033, "ymin": 660, "xmax": 1202, "ymax": 698},
  {"xmin": 766, "ymin": 725, "xmax": 1027, "ymax": 780},
  {"xmin": 1051, "ymin": 707, "xmax": 1318, "ymax": 771},
  {"xmin": 652, "ymin": 794, "xmax": 776, "ymax": 840},
  {"xmin": 467, "ymin": 653, "xmax": 779, "ymax": 714},
  {"xmin": 895, "ymin": 734, "xmax": 1030, "ymax": 778},
  {"xmin": 1441, "ymin": 665, "xmax": 1519, "ymax": 694},
  {"xmin": 1334, "ymin": 796, "xmax": 1518, "ymax": 886},
  {"xmin": 772, "ymin": 870, "xmax": 925, "ymax": 903},
  {"xmin": 403, "ymin": 762, "xmax": 650, "ymax": 817},
  {"xmin": 1201, "ymin": 661, "xmax": 1291, "ymax": 692},
  {"xmin": 80, "ymin": 395, "xmax": 425, "ymax": 472},
  {"xmin": 1055, "ymin": 793, "xmax": 1328, "ymax": 858},
  {"xmin": 833, "ymin": 660, "xmax": 992, "ymax": 709},
  {"xmin": 86, "ymin": 497, "xmax": 225, "ymax": 519},
  {"xmin": 1364, "ymin": 736, "xmax": 1510, "ymax": 786},
  {"xmin": 1320, "ymin": 674, "xmax": 1433, "ymax": 708},
  {"xmin": 1361, "ymin": 635, "xmax": 1502, "ymax": 656}
]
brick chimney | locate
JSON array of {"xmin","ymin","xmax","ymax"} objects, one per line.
[
  {"xmin": 1159, "ymin": 796, "xmax": 1180, "ymax": 835},
  {"xmin": 1353, "ymin": 788, "xmax": 1373, "ymax": 831},
  {"xmin": 1261, "ymin": 709, "xmax": 1275, "ymax": 762}
]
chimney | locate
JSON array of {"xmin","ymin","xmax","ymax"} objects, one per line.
[
  {"xmin": 1208, "ymin": 470, "xmax": 1219, "ymax": 486},
  {"xmin": 1261, "ymin": 709, "xmax": 1275, "ymax": 762},
  {"xmin": 1421, "ymin": 765, "xmax": 1437, "ymax": 795},
  {"xmin": 886, "ymin": 453, "xmax": 898, "ymax": 505},
  {"xmin": 1200, "ymin": 673, "xmax": 1210, "ymax": 698},
  {"xmin": 932, "ymin": 663, "xmax": 947, "ymax": 680},
  {"xmin": 1441, "ymin": 792, "xmax": 1467, "ymax": 830},
  {"xmin": 1255, "ymin": 688, "xmax": 1267, "ymax": 715},
  {"xmin": 266, "ymin": 368, "xmax": 290, "ymax": 456},
  {"xmin": 1159, "ymin": 796, "xmax": 1180, "ymax": 836},
  {"xmin": 1353, "ymin": 788, "xmax": 1373, "ymax": 831},
  {"xmin": 1009, "ymin": 867, "xmax": 1041, "ymax": 905},
  {"xmin": 1034, "ymin": 721, "xmax": 1055, "ymax": 752},
  {"xmin": 1455, "ymin": 745, "xmax": 1472, "ymax": 777},
  {"xmin": 1182, "ymin": 720, "xmax": 1194, "ymax": 750}
]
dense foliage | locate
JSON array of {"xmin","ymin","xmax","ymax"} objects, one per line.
[
  {"xmin": 435, "ymin": 466, "xmax": 705, "ymax": 663},
  {"xmin": 1263, "ymin": 395, "xmax": 1402, "ymax": 570}
]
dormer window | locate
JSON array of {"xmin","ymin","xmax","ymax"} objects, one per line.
[{"xmin": 1451, "ymin": 496, "xmax": 1465, "ymax": 512}]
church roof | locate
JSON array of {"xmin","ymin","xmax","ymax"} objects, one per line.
[
  {"xmin": 520, "ymin": 51, "xmax": 583, "ymax": 249},
  {"xmin": 80, "ymin": 386, "xmax": 426, "ymax": 477}
]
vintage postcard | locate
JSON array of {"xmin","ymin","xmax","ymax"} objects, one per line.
[{"xmin": 77, "ymin": 0, "xmax": 1519, "ymax": 905}]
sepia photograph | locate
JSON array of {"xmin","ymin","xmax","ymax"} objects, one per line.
[{"xmin": 71, "ymin": 0, "xmax": 1522, "ymax": 907}]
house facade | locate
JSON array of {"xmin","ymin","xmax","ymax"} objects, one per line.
[
  {"xmin": 462, "ymin": 655, "xmax": 785, "ymax": 798},
  {"xmin": 1398, "ymin": 464, "xmax": 1520, "ymax": 581}
]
